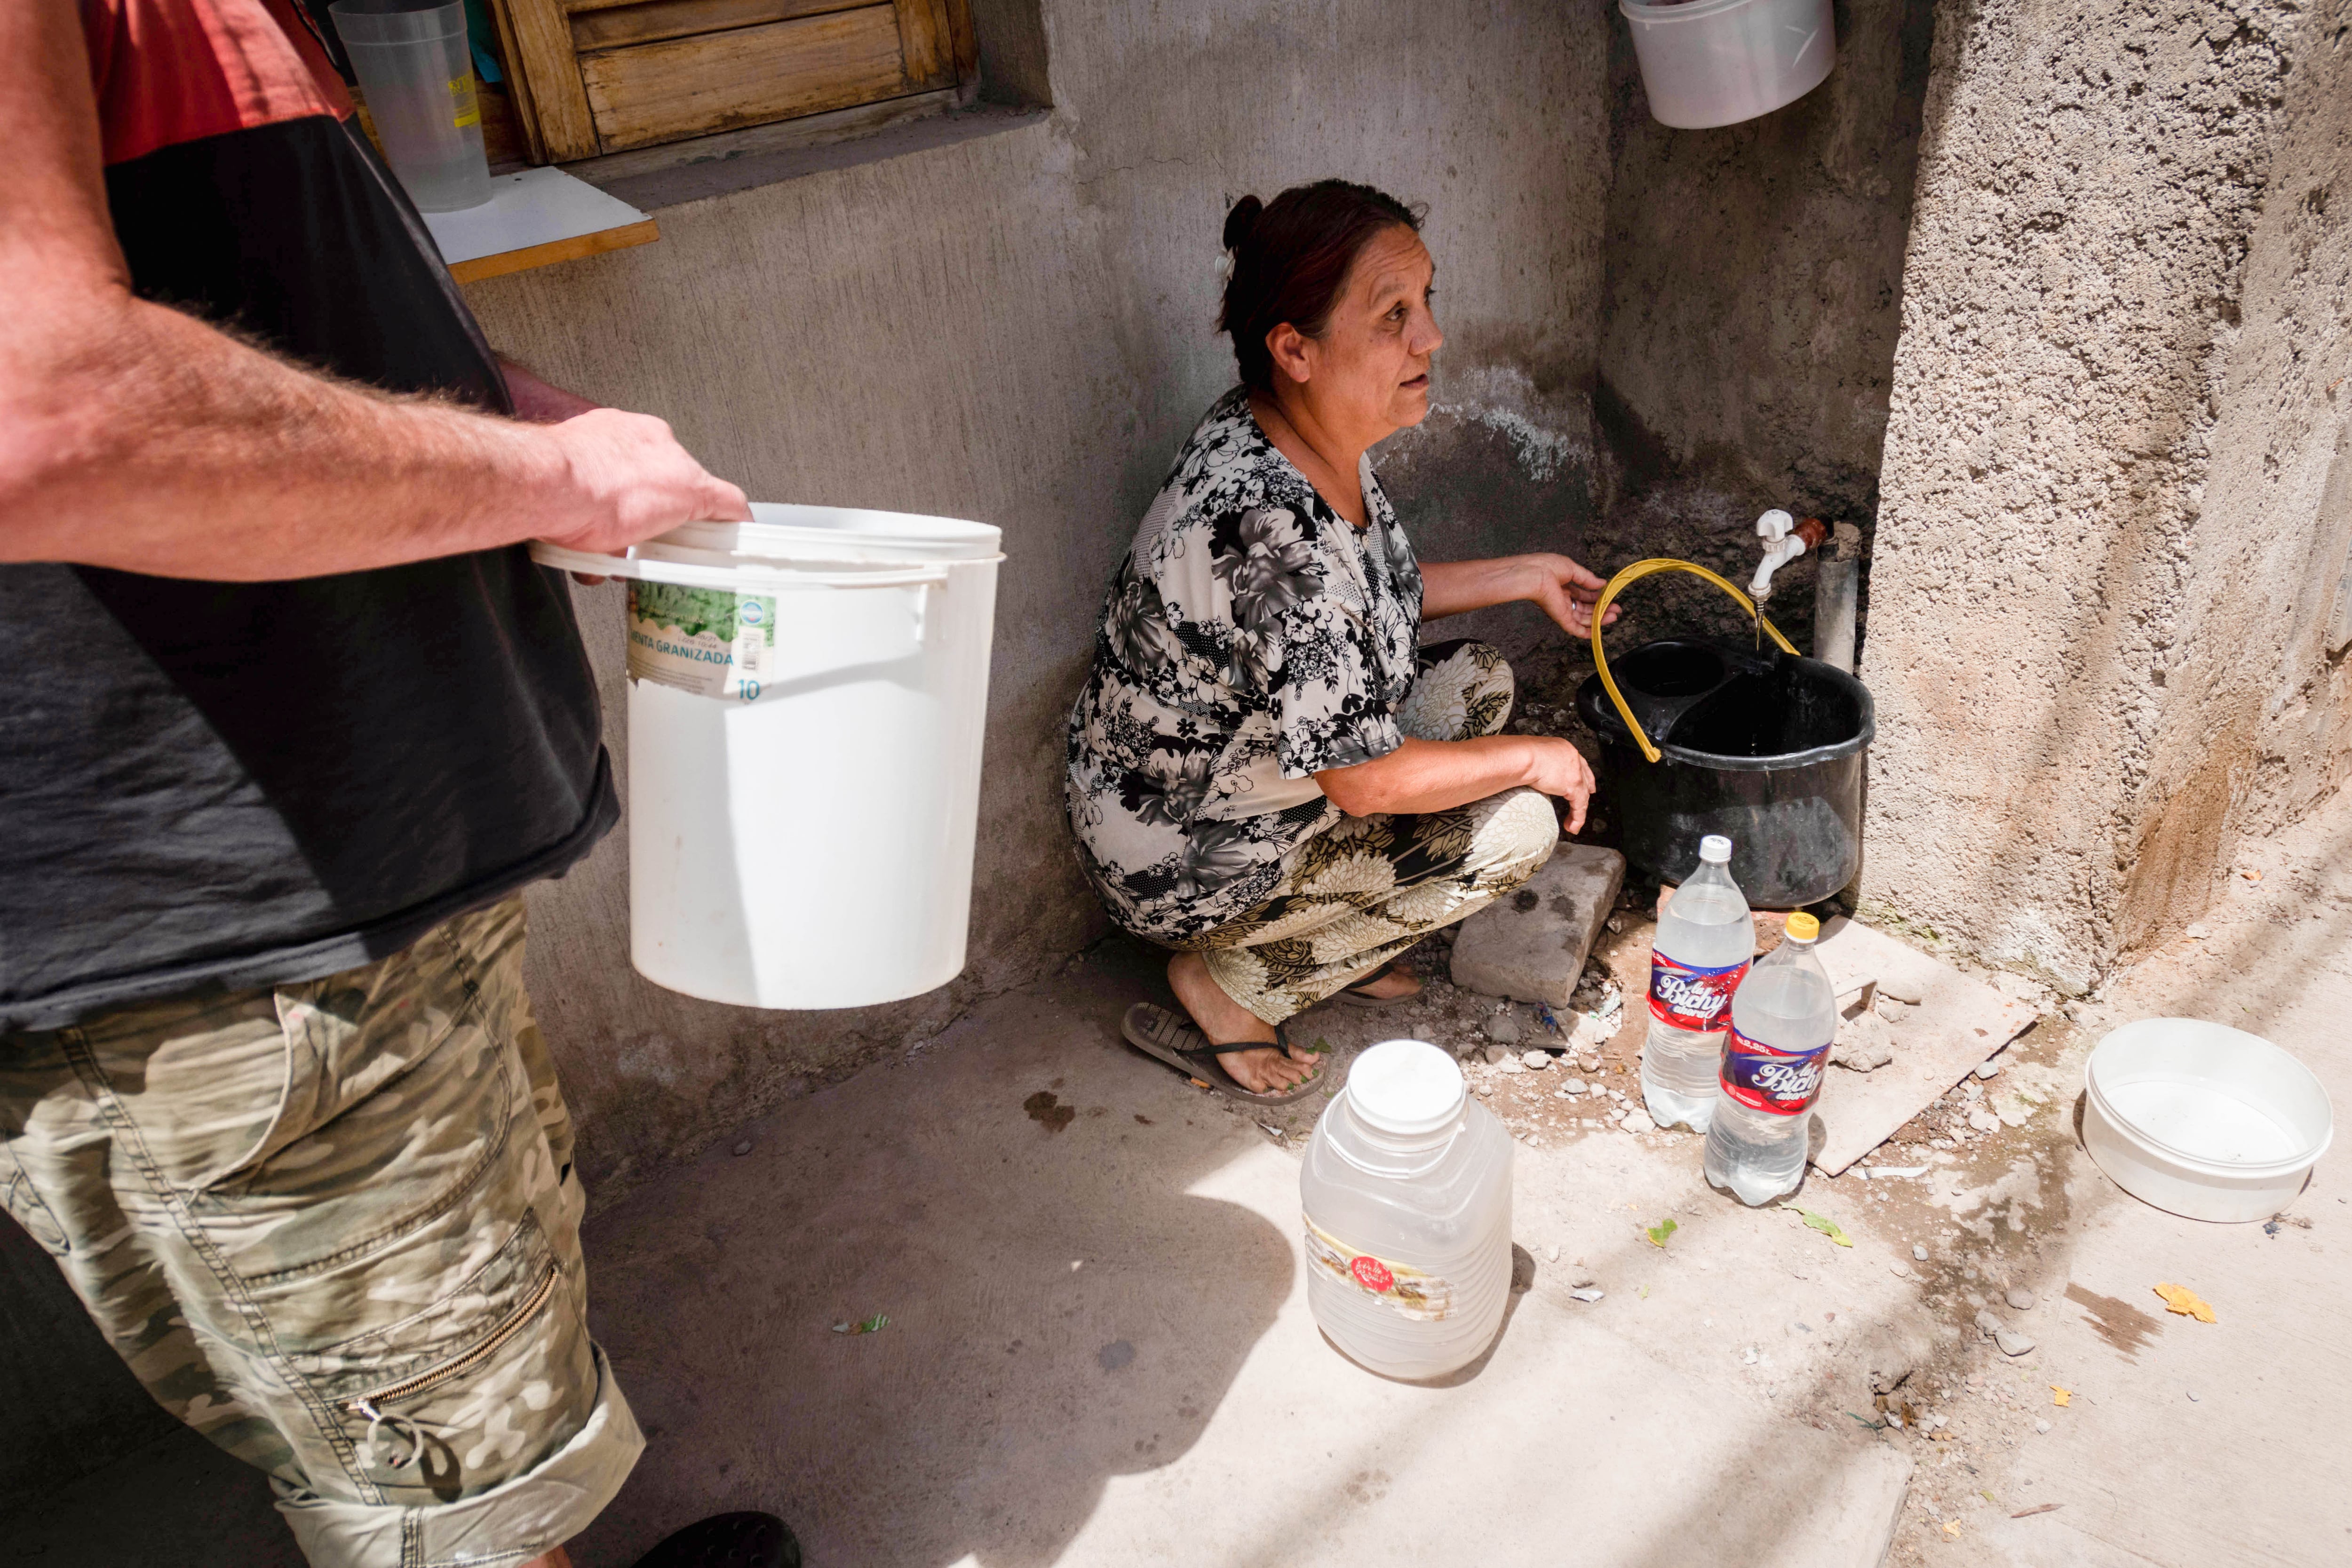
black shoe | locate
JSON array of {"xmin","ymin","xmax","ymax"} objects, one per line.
[{"xmin": 630, "ymin": 1512, "xmax": 799, "ymax": 1568}]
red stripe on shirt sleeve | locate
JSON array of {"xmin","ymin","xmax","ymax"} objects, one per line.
[{"xmin": 84, "ymin": 0, "xmax": 353, "ymax": 168}]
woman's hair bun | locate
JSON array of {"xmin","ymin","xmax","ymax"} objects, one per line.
[{"xmin": 1222, "ymin": 194, "xmax": 1264, "ymax": 253}]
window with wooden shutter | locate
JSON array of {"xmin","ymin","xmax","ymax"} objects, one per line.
[{"xmin": 487, "ymin": 0, "xmax": 977, "ymax": 163}]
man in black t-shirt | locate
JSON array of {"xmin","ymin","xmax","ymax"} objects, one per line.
[{"xmin": 0, "ymin": 4, "xmax": 790, "ymax": 1566}]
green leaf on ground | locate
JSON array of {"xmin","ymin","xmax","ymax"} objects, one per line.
[
  {"xmin": 1638, "ymin": 1283, "xmax": 1650, "ymax": 1299},
  {"xmin": 833, "ymin": 1313, "xmax": 889, "ymax": 1335},
  {"xmin": 1646, "ymin": 1218, "xmax": 1678, "ymax": 1248},
  {"xmin": 1784, "ymin": 1206, "xmax": 1853, "ymax": 1247}
]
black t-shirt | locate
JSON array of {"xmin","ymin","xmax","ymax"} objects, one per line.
[{"xmin": 0, "ymin": 17, "xmax": 617, "ymax": 1031}]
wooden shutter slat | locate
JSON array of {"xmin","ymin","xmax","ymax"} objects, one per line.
[
  {"xmin": 943, "ymin": 0, "xmax": 976, "ymax": 84},
  {"xmin": 572, "ymin": 0, "xmax": 866, "ymax": 54},
  {"xmin": 580, "ymin": 3, "xmax": 909, "ymax": 153},
  {"xmin": 891, "ymin": 0, "xmax": 954, "ymax": 91},
  {"xmin": 497, "ymin": 0, "xmax": 604, "ymax": 160}
]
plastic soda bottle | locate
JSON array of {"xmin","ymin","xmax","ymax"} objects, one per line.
[
  {"xmin": 1639, "ymin": 834, "xmax": 1754, "ymax": 1132},
  {"xmin": 1703, "ymin": 910, "xmax": 1839, "ymax": 1205}
]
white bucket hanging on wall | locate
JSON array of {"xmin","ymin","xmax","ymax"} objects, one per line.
[
  {"xmin": 1620, "ymin": 0, "xmax": 1836, "ymax": 130},
  {"xmin": 533, "ymin": 503, "xmax": 1002, "ymax": 1010}
]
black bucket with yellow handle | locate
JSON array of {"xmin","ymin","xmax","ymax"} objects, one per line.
[{"xmin": 1571, "ymin": 562, "xmax": 1874, "ymax": 908}]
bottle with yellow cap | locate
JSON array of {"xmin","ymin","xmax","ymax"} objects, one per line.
[{"xmin": 1703, "ymin": 909, "xmax": 1839, "ymax": 1205}]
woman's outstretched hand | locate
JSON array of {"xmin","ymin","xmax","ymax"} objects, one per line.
[{"xmin": 1519, "ymin": 553, "xmax": 1621, "ymax": 638}]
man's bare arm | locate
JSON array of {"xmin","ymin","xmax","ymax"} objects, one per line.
[{"xmin": 0, "ymin": 3, "xmax": 746, "ymax": 582}]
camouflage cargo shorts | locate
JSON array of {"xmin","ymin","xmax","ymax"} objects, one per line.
[{"xmin": 0, "ymin": 898, "xmax": 642, "ymax": 1568}]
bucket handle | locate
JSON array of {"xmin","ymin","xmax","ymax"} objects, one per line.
[
  {"xmin": 1589, "ymin": 558, "xmax": 1797, "ymax": 764},
  {"xmin": 527, "ymin": 541, "xmax": 960, "ymax": 590}
]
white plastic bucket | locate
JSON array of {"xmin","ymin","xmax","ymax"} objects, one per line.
[
  {"xmin": 1619, "ymin": 0, "xmax": 1836, "ymax": 130},
  {"xmin": 532, "ymin": 502, "xmax": 1001, "ymax": 1009},
  {"xmin": 2082, "ymin": 1018, "xmax": 2333, "ymax": 1224}
]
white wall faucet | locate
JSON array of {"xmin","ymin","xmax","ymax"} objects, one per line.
[{"xmin": 1748, "ymin": 508, "xmax": 1824, "ymax": 603}]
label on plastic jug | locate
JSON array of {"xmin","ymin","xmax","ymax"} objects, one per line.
[
  {"xmin": 1719, "ymin": 1025, "xmax": 1830, "ymax": 1115},
  {"xmin": 626, "ymin": 583, "xmax": 777, "ymax": 702},
  {"xmin": 1647, "ymin": 954, "xmax": 1750, "ymax": 1032},
  {"xmin": 1303, "ymin": 1218, "xmax": 1454, "ymax": 1321}
]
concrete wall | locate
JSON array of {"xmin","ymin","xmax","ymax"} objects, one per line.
[
  {"xmin": 464, "ymin": 0, "xmax": 1617, "ymax": 1190},
  {"xmin": 1857, "ymin": 0, "xmax": 2352, "ymax": 990},
  {"xmin": 1583, "ymin": 0, "xmax": 1938, "ymax": 653}
]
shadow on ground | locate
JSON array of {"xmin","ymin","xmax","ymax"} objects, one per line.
[{"xmin": 564, "ymin": 942, "xmax": 1293, "ymax": 1567}]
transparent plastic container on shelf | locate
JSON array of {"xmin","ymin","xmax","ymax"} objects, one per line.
[
  {"xmin": 1300, "ymin": 1040, "xmax": 1513, "ymax": 1379},
  {"xmin": 329, "ymin": 0, "xmax": 491, "ymax": 212},
  {"xmin": 1703, "ymin": 911, "xmax": 1838, "ymax": 1205},
  {"xmin": 1640, "ymin": 834, "xmax": 1754, "ymax": 1132}
]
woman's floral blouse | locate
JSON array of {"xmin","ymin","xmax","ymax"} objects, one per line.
[{"xmin": 1065, "ymin": 387, "xmax": 1424, "ymax": 944}]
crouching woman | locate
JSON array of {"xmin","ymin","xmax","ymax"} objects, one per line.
[{"xmin": 1064, "ymin": 179, "xmax": 1616, "ymax": 1104}]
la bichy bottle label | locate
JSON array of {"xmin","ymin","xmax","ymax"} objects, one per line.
[
  {"xmin": 1647, "ymin": 954, "xmax": 1751, "ymax": 1032},
  {"xmin": 1302, "ymin": 1218, "xmax": 1455, "ymax": 1321},
  {"xmin": 1719, "ymin": 1025, "xmax": 1831, "ymax": 1115},
  {"xmin": 626, "ymin": 582, "xmax": 777, "ymax": 702}
]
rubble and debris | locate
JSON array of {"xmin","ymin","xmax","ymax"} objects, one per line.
[{"xmin": 1832, "ymin": 1011, "xmax": 1896, "ymax": 1071}]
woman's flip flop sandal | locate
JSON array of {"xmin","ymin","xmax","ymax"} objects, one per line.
[
  {"xmin": 1334, "ymin": 958, "xmax": 1416, "ymax": 1010},
  {"xmin": 1120, "ymin": 1003, "xmax": 1326, "ymax": 1106}
]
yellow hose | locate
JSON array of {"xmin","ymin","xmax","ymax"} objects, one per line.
[{"xmin": 1589, "ymin": 558, "xmax": 1796, "ymax": 764}]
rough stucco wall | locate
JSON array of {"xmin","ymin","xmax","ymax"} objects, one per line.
[
  {"xmin": 2154, "ymin": 15, "xmax": 2352, "ymax": 908},
  {"xmin": 1584, "ymin": 0, "xmax": 1936, "ymax": 653},
  {"xmin": 461, "ymin": 0, "xmax": 1612, "ymax": 1189},
  {"xmin": 1858, "ymin": 0, "xmax": 2351, "ymax": 991}
]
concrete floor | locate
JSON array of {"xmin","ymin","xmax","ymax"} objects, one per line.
[{"xmin": 11, "ymin": 807, "xmax": 2349, "ymax": 1568}]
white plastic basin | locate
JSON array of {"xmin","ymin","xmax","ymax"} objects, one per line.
[
  {"xmin": 2082, "ymin": 1018, "xmax": 2332, "ymax": 1223},
  {"xmin": 1619, "ymin": 0, "xmax": 1836, "ymax": 130}
]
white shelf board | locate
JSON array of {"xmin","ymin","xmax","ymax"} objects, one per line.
[{"xmin": 421, "ymin": 168, "xmax": 656, "ymax": 278}]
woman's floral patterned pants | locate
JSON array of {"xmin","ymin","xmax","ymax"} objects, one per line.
[{"xmin": 1190, "ymin": 639, "xmax": 1560, "ymax": 1024}]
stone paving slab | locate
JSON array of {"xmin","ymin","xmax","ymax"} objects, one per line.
[
  {"xmin": 1450, "ymin": 843, "xmax": 1625, "ymax": 1007},
  {"xmin": 1810, "ymin": 918, "xmax": 2039, "ymax": 1176}
]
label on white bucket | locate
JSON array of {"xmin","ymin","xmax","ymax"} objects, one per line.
[
  {"xmin": 626, "ymin": 582, "xmax": 777, "ymax": 702},
  {"xmin": 1303, "ymin": 1218, "xmax": 1455, "ymax": 1320}
]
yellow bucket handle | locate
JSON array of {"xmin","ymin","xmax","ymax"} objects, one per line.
[{"xmin": 1589, "ymin": 558, "xmax": 1797, "ymax": 764}]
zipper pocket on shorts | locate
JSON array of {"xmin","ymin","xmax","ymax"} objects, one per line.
[{"xmin": 345, "ymin": 1258, "xmax": 561, "ymax": 1423}]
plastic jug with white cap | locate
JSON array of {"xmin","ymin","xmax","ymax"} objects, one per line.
[{"xmin": 1299, "ymin": 1039, "xmax": 1513, "ymax": 1379}]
